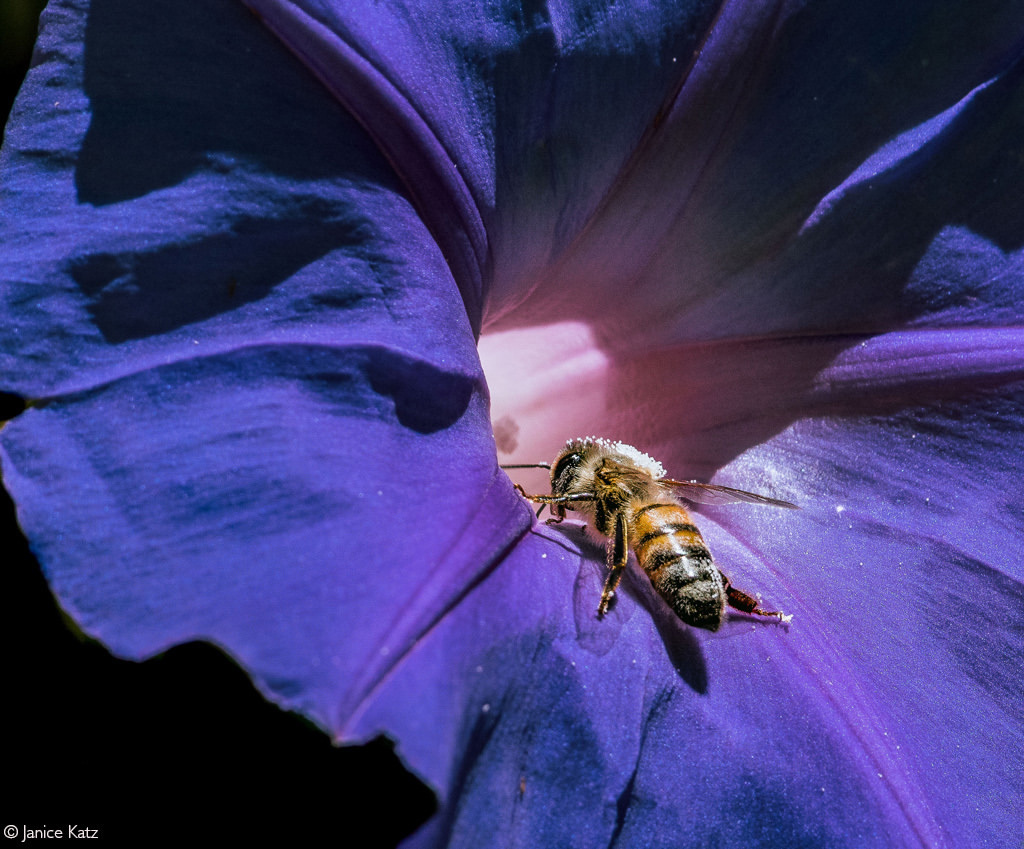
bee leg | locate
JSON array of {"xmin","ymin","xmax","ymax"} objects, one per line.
[
  {"xmin": 513, "ymin": 492, "xmax": 595, "ymax": 525},
  {"xmin": 511, "ymin": 484, "xmax": 549, "ymax": 519},
  {"xmin": 544, "ymin": 502, "xmax": 566, "ymax": 524},
  {"xmin": 722, "ymin": 574, "xmax": 793, "ymax": 625},
  {"xmin": 598, "ymin": 512, "xmax": 629, "ymax": 617}
]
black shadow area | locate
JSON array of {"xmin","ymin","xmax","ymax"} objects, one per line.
[
  {"xmin": 0, "ymin": 391, "xmax": 27, "ymax": 420},
  {"xmin": 0, "ymin": 0, "xmax": 46, "ymax": 147},
  {"xmin": 3, "ymin": 486, "xmax": 435, "ymax": 846}
]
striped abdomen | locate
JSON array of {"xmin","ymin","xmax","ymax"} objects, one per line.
[{"xmin": 630, "ymin": 501, "xmax": 726, "ymax": 631}]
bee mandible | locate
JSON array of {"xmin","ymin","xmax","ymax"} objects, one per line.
[{"xmin": 504, "ymin": 437, "xmax": 796, "ymax": 631}]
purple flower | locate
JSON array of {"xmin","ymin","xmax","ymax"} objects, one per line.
[{"xmin": 2, "ymin": 0, "xmax": 1022, "ymax": 846}]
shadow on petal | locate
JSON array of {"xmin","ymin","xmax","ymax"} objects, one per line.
[{"xmin": 77, "ymin": 0, "xmax": 357, "ymax": 203}]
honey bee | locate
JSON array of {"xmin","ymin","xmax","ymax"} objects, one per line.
[{"xmin": 504, "ymin": 437, "xmax": 796, "ymax": 631}]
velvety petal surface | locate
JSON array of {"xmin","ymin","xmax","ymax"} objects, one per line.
[
  {"xmin": 243, "ymin": 0, "xmax": 724, "ymax": 333},
  {"xmin": 473, "ymin": 4, "xmax": 1024, "ymax": 843},
  {"xmin": 359, "ymin": 354, "xmax": 1024, "ymax": 848},
  {"xmin": 0, "ymin": 0, "xmax": 531, "ymax": 739},
  {"xmin": 484, "ymin": 0, "xmax": 1024, "ymax": 342},
  {"xmin": 2, "ymin": 1, "xmax": 1023, "ymax": 848}
]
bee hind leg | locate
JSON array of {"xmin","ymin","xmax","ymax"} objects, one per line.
[
  {"xmin": 722, "ymin": 575, "xmax": 792, "ymax": 625},
  {"xmin": 598, "ymin": 513, "xmax": 629, "ymax": 617}
]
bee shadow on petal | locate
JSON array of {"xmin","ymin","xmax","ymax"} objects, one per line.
[
  {"xmin": 572, "ymin": 555, "xmax": 623, "ymax": 657},
  {"xmin": 623, "ymin": 567, "xmax": 709, "ymax": 695},
  {"xmin": 566, "ymin": 525, "xmax": 708, "ymax": 694}
]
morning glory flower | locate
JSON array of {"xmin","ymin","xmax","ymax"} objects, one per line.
[{"xmin": 2, "ymin": 0, "xmax": 1022, "ymax": 846}]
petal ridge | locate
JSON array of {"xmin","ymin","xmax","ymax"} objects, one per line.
[{"xmin": 245, "ymin": 0, "xmax": 489, "ymax": 333}]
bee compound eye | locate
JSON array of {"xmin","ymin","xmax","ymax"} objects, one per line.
[{"xmin": 552, "ymin": 451, "xmax": 584, "ymax": 487}]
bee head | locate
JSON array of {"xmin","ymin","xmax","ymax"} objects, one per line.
[
  {"xmin": 550, "ymin": 437, "xmax": 666, "ymax": 495},
  {"xmin": 550, "ymin": 440, "xmax": 590, "ymax": 494}
]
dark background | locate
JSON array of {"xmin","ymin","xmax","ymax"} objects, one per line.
[{"xmin": 2, "ymin": 5, "xmax": 434, "ymax": 844}]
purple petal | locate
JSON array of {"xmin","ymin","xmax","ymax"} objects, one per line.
[
  {"xmin": 483, "ymin": 0, "xmax": 1024, "ymax": 341},
  {"xmin": 1, "ymin": 0, "xmax": 533, "ymax": 737},
  {"xmin": 243, "ymin": 0, "xmax": 726, "ymax": 327}
]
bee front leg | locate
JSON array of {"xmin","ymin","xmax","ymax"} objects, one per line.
[
  {"xmin": 513, "ymin": 491, "xmax": 595, "ymax": 524},
  {"xmin": 511, "ymin": 484, "xmax": 549, "ymax": 519},
  {"xmin": 598, "ymin": 512, "xmax": 628, "ymax": 617}
]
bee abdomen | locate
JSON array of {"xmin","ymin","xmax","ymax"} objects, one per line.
[
  {"xmin": 631, "ymin": 503, "xmax": 704, "ymax": 561},
  {"xmin": 631, "ymin": 503, "xmax": 725, "ymax": 630},
  {"xmin": 636, "ymin": 521, "xmax": 700, "ymax": 548}
]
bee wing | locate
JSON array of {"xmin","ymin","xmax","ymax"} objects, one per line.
[{"xmin": 660, "ymin": 479, "xmax": 798, "ymax": 509}]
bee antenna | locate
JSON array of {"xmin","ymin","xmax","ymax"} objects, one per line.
[{"xmin": 500, "ymin": 463, "xmax": 551, "ymax": 470}]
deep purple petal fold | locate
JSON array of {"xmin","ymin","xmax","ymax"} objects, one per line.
[
  {"xmin": 482, "ymin": 0, "xmax": 1024, "ymax": 341},
  {"xmin": 243, "ymin": 0, "xmax": 726, "ymax": 331}
]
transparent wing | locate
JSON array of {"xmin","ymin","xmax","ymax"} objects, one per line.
[{"xmin": 660, "ymin": 479, "xmax": 798, "ymax": 509}]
